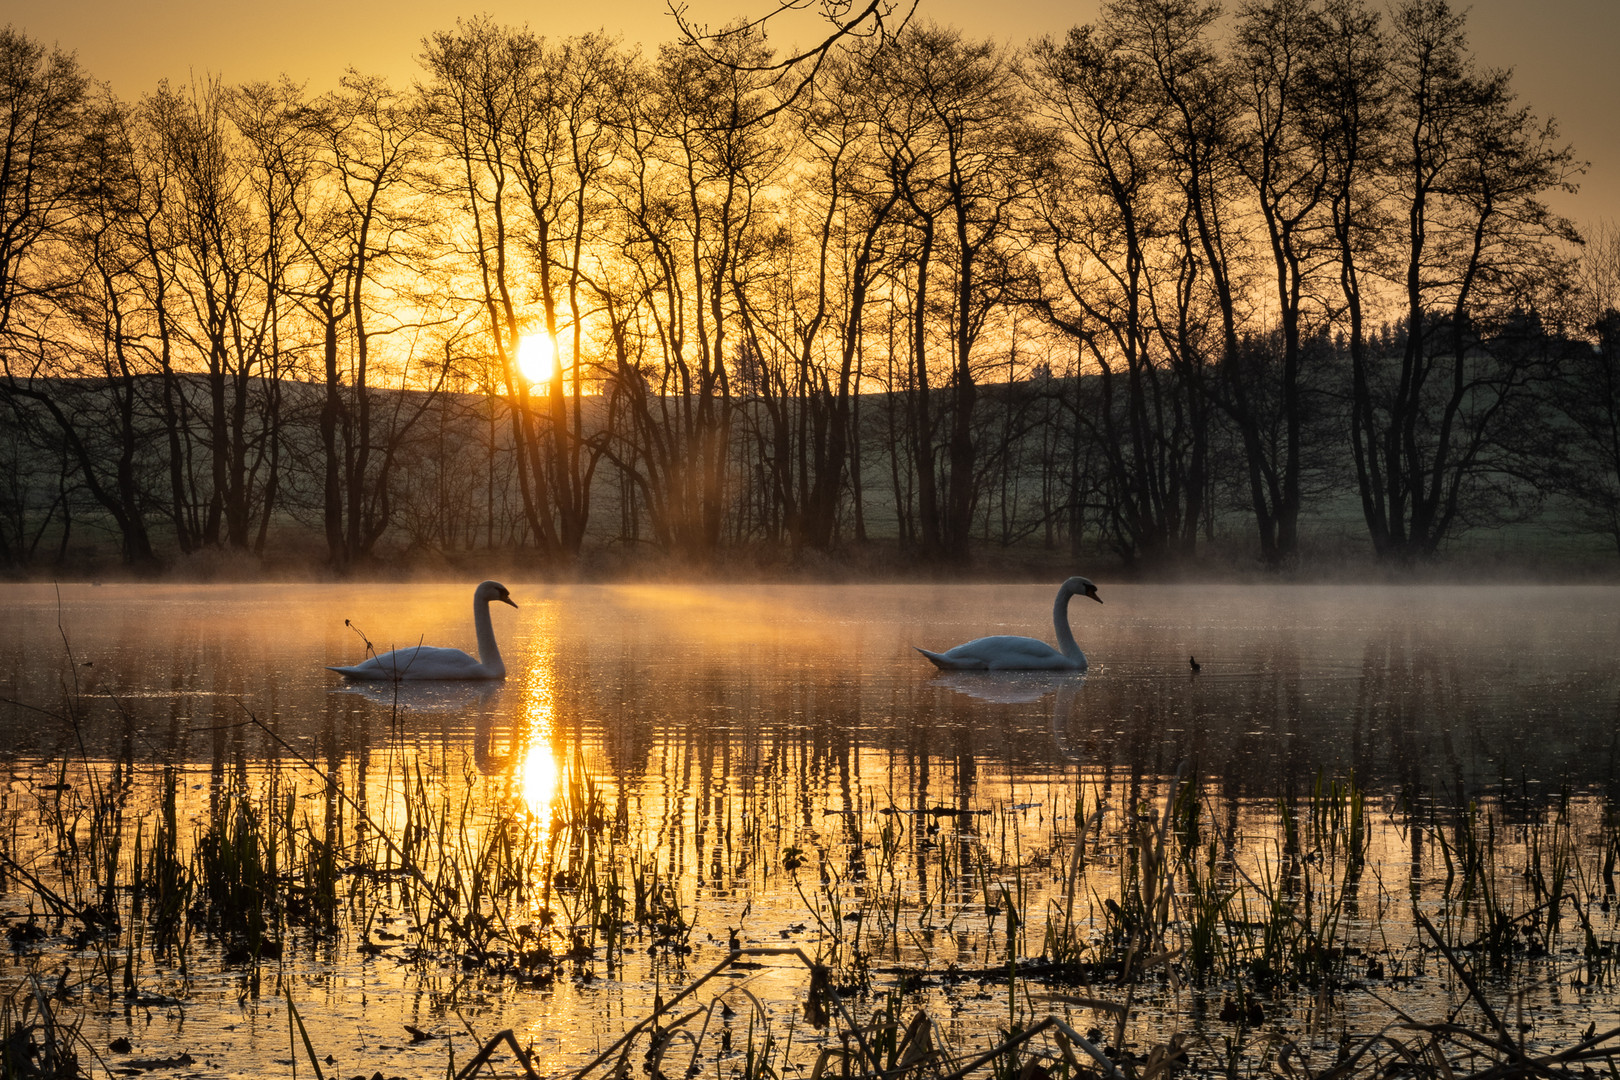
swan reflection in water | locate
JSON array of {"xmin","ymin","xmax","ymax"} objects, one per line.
[
  {"xmin": 930, "ymin": 671, "xmax": 1087, "ymax": 762},
  {"xmin": 443, "ymin": 667, "xmax": 562, "ymax": 819},
  {"xmin": 329, "ymin": 669, "xmax": 561, "ymax": 817},
  {"xmin": 329, "ymin": 679, "xmax": 508, "ymax": 715},
  {"xmin": 931, "ymin": 670, "xmax": 1085, "ymax": 705}
]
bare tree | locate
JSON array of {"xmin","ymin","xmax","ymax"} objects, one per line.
[
  {"xmin": 1347, "ymin": 0, "xmax": 1579, "ymax": 559},
  {"xmin": 247, "ymin": 72, "xmax": 443, "ymax": 570},
  {"xmin": 595, "ymin": 29, "xmax": 784, "ymax": 555},
  {"xmin": 1551, "ymin": 222, "xmax": 1620, "ymax": 552},
  {"xmin": 0, "ymin": 28, "xmax": 90, "ymax": 568},
  {"xmin": 727, "ymin": 45, "xmax": 900, "ymax": 552},
  {"xmin": 866, "ymin": 23, "xmax": 1047, "ymax": 562},
  {"xmin": 507, "ymin": 32, "xmax": 628, "ymax": 555},
  {"xmin": 144, "ymin": 77, "xmax": 289, "ymax": 552},
  {"xmin": 40, "ymin": 95, "xmax": 166, "ymax": 568},
  {"xmin": 1026, "ymin": 22, "xmax": 1211, "ymax": 563},
  {"xmin": 419, "ymin": 19, "xmax": 558, "ymax": 556},
  {"xmin": 419, "ymin": 21, "xmax": 631, "ymax": 561},
  {"xmin": 1227, "ymin": 0, "xmax": 1338, "ymax": 564}
]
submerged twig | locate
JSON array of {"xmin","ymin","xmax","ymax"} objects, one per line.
[
  {"xmin": 455, "ymin": 1029, "xmax": 541, "ymax": 1080},
  {"xmin": 1416, "ymin": 911, "xmax": 1519, "ymax": 1060}
]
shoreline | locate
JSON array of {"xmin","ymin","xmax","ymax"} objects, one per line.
[{"xmin": 7, "ymin": 543, "xmax": 1619, "ymax": 587}]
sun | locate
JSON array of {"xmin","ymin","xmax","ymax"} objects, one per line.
[{"xmin": 517, "ymin": 332, "xmax": 557, "ymax": 384}]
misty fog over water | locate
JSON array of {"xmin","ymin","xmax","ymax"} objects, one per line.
[{"xmin": 3, "ymin": 581, "xmax": 1615, "ymax": 798}]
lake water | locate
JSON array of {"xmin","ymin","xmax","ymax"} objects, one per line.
[{"xmin": 0, "ymin": 581, "xmax": 1617, "ymax": 1077}]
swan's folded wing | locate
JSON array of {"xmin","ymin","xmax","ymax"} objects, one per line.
[
  {"xmin": 328, "ymin": 645, "xmax": 483, "ymax": 680},
  {"xmin": 915, "ymin": 646, "xmax": 977, "ymax": 669},
  {"xmin": 917, "ymin": 635, "xmax": 1068, "ymax": 670}
]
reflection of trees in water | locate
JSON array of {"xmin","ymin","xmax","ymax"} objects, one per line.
[
  {"xmin": 1027, "ymin": 639, "xmax": 1617, "ymax": 810},
  {"xmin": 8, "ymin": 617, "xmax": 1617, "ymax": 980},
  {"xmin": 5, "ymin": 603, "xmax": 1616, "ymax": 840},
  {"xmin": 412, "ymin": 642, "xmax": 1614, "ymax": 921},
  {"xmin": 291, "ymin": 633, "xmax": 1619, "ymax": 842}
]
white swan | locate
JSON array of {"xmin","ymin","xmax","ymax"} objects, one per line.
[
  {"xmin": 327, "ymin": 580, "xmax": 518, "ymax": 681},
  {"xmin": 916, "ymin": 576, "xmax": 1101, "ymax": 671}
]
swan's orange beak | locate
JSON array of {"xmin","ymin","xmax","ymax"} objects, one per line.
[
  {"xmin": 1088, "ymin": 590, "xmax": 1103, "ymax": 603},
  {"xmin": 501, "ymin": 596, "xmax": 518, "ymax": 608}
]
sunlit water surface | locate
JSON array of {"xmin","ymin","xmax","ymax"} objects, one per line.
[{"xmin": 1, "ymin": 582, "xmax": 1617, "ymax": 1077}]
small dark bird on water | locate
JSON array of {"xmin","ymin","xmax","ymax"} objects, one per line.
[{"xmin": 1189, "ymin": 656, "xmax": 1201, "ymax": 672}]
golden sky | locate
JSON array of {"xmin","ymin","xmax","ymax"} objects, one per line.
[{"xmin": 10, "ymin": 0, "xmax": 1617, "ymax": 224}]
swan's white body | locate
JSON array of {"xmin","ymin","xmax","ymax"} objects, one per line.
[
  {"xmin": 916, "ymin": 576, "xmax": 1101, "ymax": 671},
  {"xmin": 327, "ymin": 580, "xmax": 518, "ymax": 681}
]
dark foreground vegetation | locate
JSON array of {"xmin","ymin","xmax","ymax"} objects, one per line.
[
  {"xmin": 3, "ymin": 0, "xmax": 1620, "ymax": 579},
  {"xmin": 1, "ymin": 669, "xmax": 1618, "ymax": 1079}
]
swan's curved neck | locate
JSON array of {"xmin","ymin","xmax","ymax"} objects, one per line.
[
  {"xmin": 1053, "ymin": 583, "xmax": 1084, "ymax": 664},
  {"xmin": 474, "ymin": 596, "xmax": 505, "ymax": 677}
]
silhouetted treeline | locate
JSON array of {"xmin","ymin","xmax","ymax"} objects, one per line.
[{"xmin": 2, "ymin": 0, "xmax": 1618, "ymax": 576}]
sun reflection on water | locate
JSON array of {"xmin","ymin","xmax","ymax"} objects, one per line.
[{"xmin": 518, "ymin": 652, "xmax": 561, "ymax": 823}]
